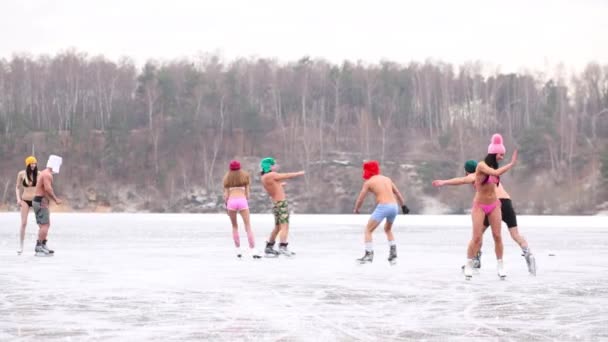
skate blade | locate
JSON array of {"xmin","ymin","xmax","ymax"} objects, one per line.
[
  {"xmin": 465, "ymin": 275, "xmax": 472, "ymax": 281},
  {"xmin": 389, "ymin": 259, "xmax": 397, "ymax": 265},
  {"xmin": 252, "ymin": 255, "xmax": 262, "ymax": 259},
  {"xmin": 17, "ymin": 251, "xmax": 22, "ymax": 255},
  {"xmin": 357, "ymin": 260, "xmax": 372, "ymax": 264},
  {"xmin": 498, "ymin": 275, "xmax": 506, "ymax": 280},
  {"xmin": 34, "ymin": 252, "xmax": 53, "ymax": 257},
  {"xmin": 264, "ymin": 254, "xmax": 279, "ymax": 258}
]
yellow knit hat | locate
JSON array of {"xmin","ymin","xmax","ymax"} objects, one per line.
[{"xmin": 25, "ymin": 156, "xmax": 37, "ymax": 166}]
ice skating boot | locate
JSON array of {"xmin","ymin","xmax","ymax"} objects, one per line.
[
  {"xmin": 34, "ymin": 241, "xmax": 52, "ymax": 257},
  {"xmin": 357, "ymin": 250, "xmax": 374, "ymax": 264},
  {"xmin": 264, "ymin": 241, "xmax": 279, "ymax": 258},
  {"xmin": 473, "ymin": 250, "xmax": 482, "ymax": 269},
  {"xmin": 464, "ymin": 259, "xmax": 474, "ymax": 280},
  {"xmin": 250, "ymin": 248, "xmax": 262, "ymax": 259},
  {"xmin": 497, "ymin": 259, "xmax": 507, "ymax": 280},
  {"xmin": 522, "ymin": 248, "xmax": 536, "ymax": 276},
  {"xmin": 43, "ymin": 240, "xmax": 54, "ymax": 254},
  {"xmin": 278, "ymin": 243, "xmax": 295, "ymax": 257},
  {"xmin": 388, "ymin": 245, "xmax": 397, "ymax": 265}
]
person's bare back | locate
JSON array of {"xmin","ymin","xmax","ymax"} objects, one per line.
[{"xmin": 366, "ymin": 175, "xmax": 399, "ymax": 205}]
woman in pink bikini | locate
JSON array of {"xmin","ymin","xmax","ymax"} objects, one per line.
[
  {"xmin": 464, "ymin": 134, "xmax": 518, "ymax": 280},
  {"xmin": 223, "ymin": 160, "xmax": 261, "ymax": 259}
]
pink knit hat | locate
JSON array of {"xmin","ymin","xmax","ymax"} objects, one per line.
[{"xmin": 487, "ymin": 134, "xmax": 506, "ymax": 154}]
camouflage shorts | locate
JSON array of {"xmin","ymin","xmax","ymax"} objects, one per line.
[
  {"xmin": 32, "ymin": 200, "xmax": 50, "ymax": 225},
  {"xmin": 272, "ymin": 200, "xmax": 290, "ymax": 225}
]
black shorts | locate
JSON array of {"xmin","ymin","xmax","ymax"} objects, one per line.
[
  {"xmin": 483, "ymin": 198, "xmax": 518, "ymax": 228},
  {"xmin": 23, "ymin": 200, "xmax": 33, "ymax": 207}
]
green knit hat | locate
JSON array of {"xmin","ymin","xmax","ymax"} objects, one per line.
[
  {"xmin": 260, "ymin": 157, "xmax": 276, "ymax": 173},
  {"xmin": 464, "ymin": 160, "xmax": 478, "ymax": 174}
]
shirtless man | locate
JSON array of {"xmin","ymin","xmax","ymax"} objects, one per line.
[
  {"xmin": 259, "ymin": 157, "xmax": 305, "ymax": 257},
  {"xmin": 353, "ymin": 160, "xmax": 408, "ymax": 264},
  {"xmin": 32, "ymin": 155, "xmax": 63, "ymax": 257}
]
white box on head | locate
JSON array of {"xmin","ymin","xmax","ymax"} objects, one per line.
[{"xmin": 47, "ymin": 155, "xmax": 63, "ymax": 174}]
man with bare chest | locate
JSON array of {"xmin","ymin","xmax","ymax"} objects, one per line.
[
  {"xmin": 32, "ymin": 155, "xmax": 62, "ymax": 257},
  {"xmin": 259, "ymin": 157, "xmax": 305, "ymax": 257}
]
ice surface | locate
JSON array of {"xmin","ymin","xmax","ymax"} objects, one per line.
[{"xmin": 1, "ymin": 213, "xmax": 607, "ymax": 341}]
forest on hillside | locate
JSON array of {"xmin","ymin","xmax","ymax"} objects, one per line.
[{"xmin": 1, "ymin": 51, "xmax": 607, "ymax": 214}]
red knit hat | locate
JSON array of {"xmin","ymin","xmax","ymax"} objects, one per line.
[
  {"xmin": 363, "ymin": 160, "xmax": 380, "ymax": 180},
  {"xmin": 229, "ymin": 160, "xmax": 241, "ymax": 171}
]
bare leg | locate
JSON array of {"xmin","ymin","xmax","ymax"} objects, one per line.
[
  {"xmin": 38, "ymin": 224, "xmax": 50, "ymax": 241},
  {"xmin": 488, "ymin": 209, "xmax": 503, "ymax": 260},
  {"xmin": 227, "ymin": 210, "xmax": 239, "ymax": 247},
  {"xmin": 365, "ymin": 219, "xmax": 382, "ymax": 243},
  {"xmin": 278, "ymin": 223, "xmax": 288, "ymax": 243},
  {"xmin": 18, "ymin": 201, "xmax": 29, "ymax": 252},
  {"xmin": 356, "ymin": 219, "xmax": 382, "ymax": 263},
  {"xmin": 268, "ymin": 224, "xmax": 280, "ymax": 243},
  {"xmin": 467, "ymin": 208, "xmax": 485, "ymax": 259},
  {"xmin": 239, "ymin": 209, "xmax": 255, "ymax": 248},
  {"xmin": 383, "ymin": 220, "xmax": 394, "ymax": 242},
  {"xmin": 508, "ymin": 227, "xmax": 529, "ymax": 249},
  {"xmin": 384, "ymin": 220, "xmax": 398, "ymax": 262}
]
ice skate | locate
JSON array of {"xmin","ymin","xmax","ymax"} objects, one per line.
[
  {"xmin": 278, "ymin": 243, "xmax": 295, "ymax": 257},
  {"xmin": 357, "ymin": 251, "xmax": 374, "ymax": 264},
  {"xmin": 388, "ymin": 245, "xmax": 397, "ymax": 265},
  {"xmin": 497, "ymin": 259, "xmax": 506, "ymax": 280},
  {"xmin": 523, "ymin": 249, "xmax": 536, "ymax": 276},
  {"xmin": 264, "ymin": 242, "xmax": 279, "ymax": 258},
  {"xmin": 464, "ymin": 259, "xmax": 473, "ymax": 280}
]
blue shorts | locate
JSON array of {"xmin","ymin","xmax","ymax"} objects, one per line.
[{"xmin": 370, "ymin": 203, "xmax": 399, "ymax": 223}]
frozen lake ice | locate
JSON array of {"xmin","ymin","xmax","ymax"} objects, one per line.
[{"xmin": 1, "ymin": 213, "xmax": 607, "ymax": 341}]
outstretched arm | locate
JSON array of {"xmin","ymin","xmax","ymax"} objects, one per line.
[
  {"xmin": 432, "ymin": 173, "xmax": 475, "ymax": 187},
  {"xmin": 477, "ymin": 150, "xmax": 518, "ymax": 176},
  {"xmin": 353, "ymin": 183, "xmax": 370, "ymax": 214},
  {"xmin": 275, "ymin": 171, "xmax": 305, "ymax": 181}
]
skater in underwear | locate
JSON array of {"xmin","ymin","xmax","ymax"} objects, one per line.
[
  {"xmin": 353, "ymin": 160, "xmax": 409, "ymax": 264},
  {"xmin": 463, "ymin": 134, "xmax": 517, "ymax": 279},
  {"xmin": 15, "ymin": 156, "xmax": 40, "ymax": 255},
  {"xmin": 223, "ymin": 160, "xmax": 260, "ymax": 259},
  {"xmin": 433, "ymin": 157, "xmax": 536, "ymax": 275},
  {"xmin": 259, "ymin": 157, "xmax": 305, "ymax": 257}
]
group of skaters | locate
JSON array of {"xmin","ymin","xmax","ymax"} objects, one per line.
[
  {"xmin": 220, "ymin": 133, "xmax": 535, "ymax": 279},
  {"xmin": 14, "ymin": 133, "xmax": 535, "ymax": 279}
]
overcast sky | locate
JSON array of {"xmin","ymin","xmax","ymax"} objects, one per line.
[{"xmin": 1, "ymin": 0, "xmax": 607, "ymax": 73}]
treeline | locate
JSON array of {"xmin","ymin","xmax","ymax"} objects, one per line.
[{"xmin": 0, "ymin": 51, "xmax": 607, "ymax": 209}]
